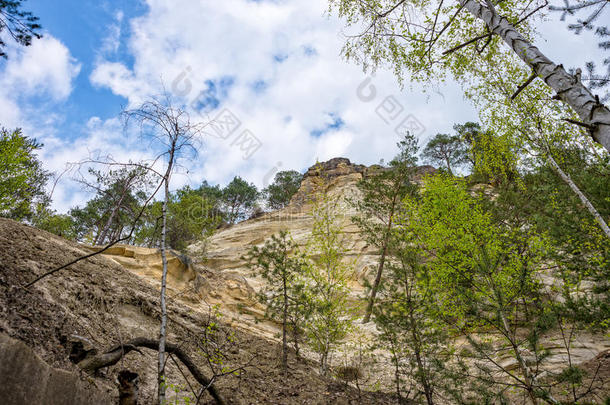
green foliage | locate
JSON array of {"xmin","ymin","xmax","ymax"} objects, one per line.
[
  {"xmin": 0, "ymin": 128, "xmax": 50, "ymax": 220},
  {"xmin": 406, "ymin": 175, "xmax": 546, "ymax": 324},
  {"xmin": 136, "ymin": 183, "xmax": 223, "ymax": 251},
  {"xmin": 402, "ymin": 174, "xmax": 558, "ymax": 401},
  {"xmin": 243, "ymin": 230, "xmax": 308, "ymax": 368},
  {"xmin": 35, "ymin": 212, "xmax": 77, "ymax": 240},
  {"xmin": 374, "ymin": 231, "xmax": 453, "ymax": 404},
  {"xmin": 262, "ymin": 170, "xmax": 303, "ymax": 210},
  {"xmin": 61, "ymin": 166, "xmax": 152, "ymax": 244},
  {"xmin": 498, "ymin": 149, "xmax": 610, "ymax": 330},
  {"xmin": 421, "ymin": 133, "xmax": 467, "ymax": 175},
  {"xmin": 304, "ymin": 179, "xmax": 355, "ymax": 375},
  {"xmin": 165, "ymin": 185, "xmax": 222, "ymax": 251},
  {"xmin": 221, "ymin": 176, "xmax": 259, "ymax": 224},
  {"xmin": 328, "ymin": 0, "xmax": 535, "ymax": 85},
  {"xmin": 0, "ymin": 0, "xmax": 42, "ymax": 58},
  {"xmin": 350, "ymin": 133, "xmax": 419, "ymax": 321}
]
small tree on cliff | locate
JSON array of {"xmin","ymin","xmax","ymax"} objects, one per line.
[
  {"xmin": 421, "ymin": 133, "xmax": 467, "ymax": 175},
  {"xmin": 263, "ymin": 170, "xmax": 303, "ymax": 210},
  {"xmin": 304, "ymin": 173, "xmax": 355, "ymax": 375},
  {"xmin": 350, "ymin": 133, "xmax": 419, "ymax": 323},
  {"xmin": 221, "ymin": 176, "xmax": 259, "ymax": 224},
  {"xmin": 243, "ymin": 230, "xmax": 307, "ymax": 371}
]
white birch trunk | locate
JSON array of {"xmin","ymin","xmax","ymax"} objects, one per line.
[
  {"xmin": 547, "ymin": 153, "xmax": 610, "ymax": 238},
  {"xmin": 157, "ymin": 175, "xmax": 169, "ymax": 404},
  {"xmin": 460, "ymin": 0, "xmax": 610, "ymax": 152}
]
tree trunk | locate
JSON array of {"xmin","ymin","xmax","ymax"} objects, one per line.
[
  {"xmin": 158, "ymin": 147, "xmax": 175, "ymax": 405},
  {"xmin": 496, "ymin": 306, "xmax": 560, "ymax": 404},
  {"xmin": 320, "ymin": 352, "xmax": 329, "ymax": 375},
  {"xmin": 363, "ymin": 244, "xmax": 388, "ymax": 323},
  {"xmin": 363, "ymin": 209, "xmax": 396, "ymax": 323},
  {"xmin": 445, "ymin": 156, "xmax": 453, "ymax": 176},
  {"xmin": 158, "ymin": 175, "xmax": 169, "ymax": 404},
  {"xmin": 282, "ymin": 275, "xmax": 288, "ymax": 370},
  {"xmin": 405, "ymin": 275, "xmax": 434, "ymax": 405},
  {"xmin": 460, "ymin": 0, "xmax": 610, "ymax": 152},
  {"xmin": 547, "ymin": 153, "xmax": 610, "ymax": 238},
  {"xmin": 96, "ymin": 189, "xmax": 127, "ymax": 245}
]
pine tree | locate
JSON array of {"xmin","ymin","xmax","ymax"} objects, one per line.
[
  {"xmin": 243, "ymin": 230, "xmax": 307, "ymax": 371},
  {"xmin": 350, "ymin": 133, "xmax": 419, "ymax": 323}
]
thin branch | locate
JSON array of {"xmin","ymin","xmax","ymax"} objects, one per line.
[
  {"xmin": 77, "ymin": 337, "xmax": 226, "ymax": 405},
  {"xmin": 22, "ymin": 174, "xmax": 164, "ymax": 288},
  {"xmin": 443, "ymin": 32, "xmax": 492, "ymax": 55},
  {"xmin": 511, "ymin": 71, "xmax": 538, "ymax": 99}
]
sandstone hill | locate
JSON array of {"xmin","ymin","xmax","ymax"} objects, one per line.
[
  {"xmin": 0, "ymin": 168, "xmax": 398, "ymax": 405},
  {"xmin": 1, "ymin": 157, "xmax": 608, "ymax": 404}
]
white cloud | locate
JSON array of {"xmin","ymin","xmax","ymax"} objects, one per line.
[
  {"xmin": 100, "ymin": 10, "xmax": 124, "ymax": 56},
  {"xmin": 87, "ymin": 0, "xmax": 478, "ymax": 195},
  {"xmin": 0, "ymin": 34, "xmax": 80, "ymax": 210},
  {"xmin": 7, "ymin": 0, "xmax": 600, "ymax": 212},
  {"xmin": 1, "ymin": 35, "xmax": 81, "ymax": 100}
]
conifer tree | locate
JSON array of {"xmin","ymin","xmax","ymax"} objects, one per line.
[
  {"xmin": 350, "ymin": 133, "xmax": 418, "ymax": 323},
  {"xmin": 243, "ymin": 230, "xmax": 307, "ymax": 371}
]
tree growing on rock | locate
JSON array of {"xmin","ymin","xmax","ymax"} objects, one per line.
[
  {"xmin": 262, "ymin": 170, "xmax": 303, "ymax": 210},
  {"xmin": 243, "ymin": 230, "xmax": 308, "ymax": 371},
  {"xmin": 304, "ymin": 174, "xmax": 355, "ymax": 375},
  {"xmin": 350, "ymin": 133, "xmax": 419, "ymax": 323},
  {"xmin": 72, "ymin": 166, "xmax": 153, "ymax": 246},
  {"xmin": 221, "ymin": 176, "xmax": 259, "ymax": 224},
  {"xmin": 421, "ymin": 133, "xmax": 467, "ymax": 175}
]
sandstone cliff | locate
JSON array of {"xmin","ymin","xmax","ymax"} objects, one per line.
[{"xmin": 1, "ymin": 157, "xmax": 608, "ymax": 404}]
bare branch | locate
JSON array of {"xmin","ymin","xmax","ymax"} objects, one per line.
[{"xmin": 77, "ymin": 337, "xmax": 227, "ymax": 405}]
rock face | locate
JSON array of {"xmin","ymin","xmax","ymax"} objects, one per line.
[
  {"xmin": 2, "ymin": 158, "xmax": 606, "ymax": 403},
  {"xmin": 0, "ymin": 217, "xmax": 396, "ymax": 405},
  {"xmin": 0, "ymin": 333, "xmax": 111, "ymax": 405},
  {"xmin": 186, "ymin": 158, "xmax": 610, "ymax": 375},
  {"xmin": 187, "ymin": 157, "xmax": 382, "ymax": 337}
]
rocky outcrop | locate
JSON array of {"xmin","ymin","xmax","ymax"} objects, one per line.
[
  {"xmin": 187, "ymin": 158, "xmax": 379, "ymax": 337},
  {"xmin": 0, "ymin": 333, "xmax": 111, "ymax": 405},
  {"xmin": 85, "ymin": 245, "xmax": 197, "ymax": 294},
  {"xmin": 185, "ymin": 158, "xmax": 610, "ymax": 377}
]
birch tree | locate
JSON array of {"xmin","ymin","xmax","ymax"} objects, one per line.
[
  {"xmin": 305, "ymin": 174, "xmax": 355, "ymax": 375},
  {"xmin": 329, "ymin": 0, "xmax": 610, "ymax": 152},
  {"xmin": 122, "ymin": 95, "xmax": 206, "ymax": 404}
]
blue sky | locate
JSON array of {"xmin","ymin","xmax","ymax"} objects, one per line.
[{"xmin": 0, "ymin": 0, "xmax": 603, "ymax": 212}]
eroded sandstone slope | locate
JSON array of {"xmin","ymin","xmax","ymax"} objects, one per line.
[{"xmin": 0, "ymin": 216, "xmax": 395, "ymax": 404}]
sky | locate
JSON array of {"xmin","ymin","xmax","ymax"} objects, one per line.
[{"xmin": 0, "ymin": 0, "xmax": 604, "ymax": 213}]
